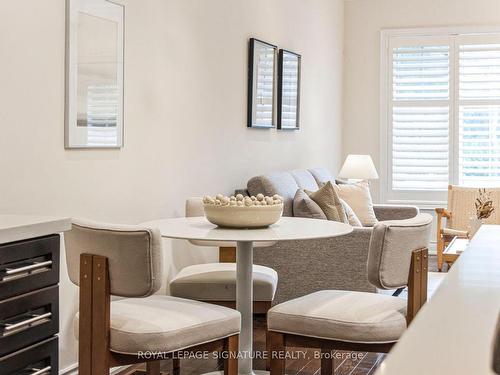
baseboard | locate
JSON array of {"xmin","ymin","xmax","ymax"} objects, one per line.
[
  {"xmin": 59, "ymin": 363, "xmax": 78, "ymax": 375},
  {"xmin": 60, "ymin": 363, "xmax": 129, "ymax": 375}
]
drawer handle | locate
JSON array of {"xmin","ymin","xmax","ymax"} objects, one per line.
[
  {"xmin": 5, "ymin": 260, "xmax": 52, "ymax": 275},
  {"xmin": 4, "ymin": 312, "xmax": 52, "ymax": 332},
  {"xmin": 30, "ymin": 366, "xmax": 51, "ymax": 375}
]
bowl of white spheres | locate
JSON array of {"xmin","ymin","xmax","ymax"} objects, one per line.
[{"xmin": 202, "ymin": 193, "xmax": 284, "ymax": 228}]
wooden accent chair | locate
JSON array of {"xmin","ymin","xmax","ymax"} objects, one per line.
[
  {"xmin": 169, "ymin": 198, "xmax": 278, "ymax": 314},
  {"xmin": 64, "ymin": 220, "xmax": 240, "ymax": 375},
  {"xmin": 267, "ymin": 213, "xmax": 433, "ymax": 375},
  {"xmin": 436, "ymin": 185, "xmax": 500, "ymax": 271}
]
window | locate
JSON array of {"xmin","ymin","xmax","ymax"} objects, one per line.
[{"xmin": 381, "ymin": 28, "xmax": 500, "ymax": 204}]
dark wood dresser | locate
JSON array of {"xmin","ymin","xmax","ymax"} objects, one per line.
[{"xmin": 0, "ymin": 216, "xmax": 70, "ymax": 375}]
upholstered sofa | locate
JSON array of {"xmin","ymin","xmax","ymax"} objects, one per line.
[{"xmin": 242, "ymin": 167, "xmax": 419, "ymax": 303}]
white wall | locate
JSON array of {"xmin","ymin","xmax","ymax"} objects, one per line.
[
  {"xmin": 0, "ymin": 0, "xmax": 344, "ymax": 371},
  {"xmin": 343, "ymin": 0, "xmax": 500, "ymax": 202}
]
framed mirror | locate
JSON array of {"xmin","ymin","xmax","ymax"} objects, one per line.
[
  {"xmin": 65, "ymin": 0, "xmax": 124, "ymax": 148},
  {"xmin": 277, "ymin": 49, "xmax": 301, "ymax": 130},
  {"xmin": 247, "ymin": 38, "xmax": 277, "ymax": 128}
]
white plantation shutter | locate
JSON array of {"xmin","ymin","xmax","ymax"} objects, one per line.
[
  {"xmin": 392, "ymin": 106, "xmax": 449, "ymax": 189},
  {"xmin": 280, "ymin": 54, "xmax": 299, "ymax": 128},
  {"xmin": 383, "ymin": 30, "xmax": 500, "ymax": 203},
  {"xmin": 254, "ymin": 50, "xmax": 275, "ymax": 126},
  {"xmin": 392, "ymin": 45, "xmax": 450, "ymax": 100},
  {"xmin": 390, "ymin": 42, "xmax": 450, "ymax": 191},
  {"xmin": 458, "ymin": 39, "xmax": 500, "ymax": 186}
]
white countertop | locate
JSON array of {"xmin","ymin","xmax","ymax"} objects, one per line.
[
  {"xmin": 375, "ymin": 225, "xmax": 500, "ymax": 375},
  {"xmin": 142, "ymin": 216, "xmax": 353, "ymax": 242},
  {"xmin": 0, "ymin": 215, "xmax": 71, "ymax": 244}
]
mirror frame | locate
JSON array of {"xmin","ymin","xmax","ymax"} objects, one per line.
[{"xmin": 247, "ymin": 38, "xmax": 277, "ymax": 129}]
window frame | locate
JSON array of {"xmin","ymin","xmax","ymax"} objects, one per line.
[{"xmin": 380, "ymin": 26, "xmax": 500, "ymax": 207}]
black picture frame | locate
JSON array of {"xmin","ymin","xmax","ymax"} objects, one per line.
[
  {"xmin": 277, "ymin": 49, "xmax": 301, "ymax": 130},
  {"xmin": 247, "ymin": 38, "xmax": 277, "ymax": 128}
]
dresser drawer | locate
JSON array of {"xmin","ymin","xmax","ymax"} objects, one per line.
[
  {"xmin": 0, "ymin": 235, "xmax": 59, "ymax": 299},
  {"xmin": 0, "ymin": 336, "xmax": 58, "ymax": 375},
  {"xmin": 0, "ymin": 286, "xmax": 59, "ymax": 357}
]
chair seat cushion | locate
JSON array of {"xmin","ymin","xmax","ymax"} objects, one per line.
[
  {"xmin": 170, "ymin": 263, "xmax": 278, "ymax": 301},
  {"xmin": 267, "ymin": 290, "xmax": 407, "ymax": 344},
  {"xmin": 75, "ymin": 295, "xmax": 240, "ymax": 354}
]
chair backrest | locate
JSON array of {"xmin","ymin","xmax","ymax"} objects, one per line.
[
  {"xmin": 65, "ymin": 219, "xmax": 163, "ymax": 297},
  {"xmin": 448, "ymin": 185, "xmax": 500, "ymax": 231},
  {"xmin": 367, "ymin": 213, "xmax": 432, "ymax": 290}
]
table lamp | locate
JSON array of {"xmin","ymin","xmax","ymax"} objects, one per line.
[{"xmin": 338, "ymin": 154, "xmax": 379, "ymax": 182}]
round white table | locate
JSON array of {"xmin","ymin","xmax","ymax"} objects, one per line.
[{"xmin": 146, "ymin": 216, "xmax": 353, "ymax": 375}]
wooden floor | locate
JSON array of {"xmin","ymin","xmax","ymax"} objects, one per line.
[{"xmin": 126, "ymin": 255, "xmax": 443, "ymax": 375}]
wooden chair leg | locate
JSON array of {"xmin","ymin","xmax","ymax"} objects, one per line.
[
  {"xmin": 80, "ymin": 254, "xmax": 111, "ymax": 375},
  {"xmin": 217, "ymin": 355, "xmax": 225, "ymax": 371},
  {"xmin": 79, "ymin": 254, "xmax": 93, "ymax": 375},
  {"xmin": 172, "ymin": 358, "xmax": 180, "ymax": 375},
  {"xmin": 268, "ymin": 331, "xmax": 285, "ymax": 375},
  {"xmin": 146, "ymin": 361, "xmax": 161, "ymax": 375},
  {"xmin": 437, "ymin": 238, "xmax": 444, "ymax": 272},
  {"xmin": 266, "ymin": 327, "xmax": 271, "ymax": 371},
  {"xmin": 407, "ymin": 248, "xmax": 429, "ymax": 325},
  {"xmin": 224, "ymin": 335, "xmax": 239, "ymax": 375},
  {"xmin": 321, "ymin": 348, "xmax": 333, "ymax": 375},
  {"xmin": 91, "ymin": 256, "xmax": 111, "ymax": 375}
]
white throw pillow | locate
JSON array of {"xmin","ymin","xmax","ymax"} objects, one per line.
[
  {"xmin": 334, "ymin": 182, "xmax": 378, "ymax": 226},
  {"xmin": 340, "ymin": 198, "xmax": 363, "ymax": 227}
]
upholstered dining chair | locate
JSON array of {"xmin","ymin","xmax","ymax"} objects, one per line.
[
  {"xmin": 436, "ymin": 185, "xmax": 500, "ymax": 271},
  {"xmin": 267, "ymin": 213, "xmax": 433, "ymax": 375},
  {"xmin": 169, "ymin": 197, "xmax": 278, "ymax": 314},
  {"xmin": 64, "ymin": 219, "xmax": 240, "ymax": 375}
]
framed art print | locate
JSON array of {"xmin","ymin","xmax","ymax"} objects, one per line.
[
  {"xmin": 277, "ymin": 49, "xmax": 301, "ymax": 130},
  {"xmin": 65, "ymin": 0, "xmax": 124, "ymax": 148}
]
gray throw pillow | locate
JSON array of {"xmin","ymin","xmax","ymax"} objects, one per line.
[{"xmin": 293, "ymin": 189, "xmax": 327, "ymax": 219}]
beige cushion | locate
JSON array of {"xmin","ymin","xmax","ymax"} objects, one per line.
[
  {"xmin": 367, "ymin": 214, "xmax": 433, "ymax": 290},
  {"xmin": 293, "ymin": 189, "xmax": 327, "ymax": 220},
  {"xmin": 74, "ymin": 295, "xmax": 240, "ymax": 355},
  {"xmin": 306, "ymin": 181, "xmax": 348, "ymax": 223},
  {"xmin": 170, "ymin": 263, "xmax": 278, "ymax": 301},
  {"xmin": 268, "ymin": 290, "xmax": 407, "ymax": 344},
  {"xmin": 340, "ymin": 198, "xmax": 362, "ymax": 227},
  {"xmin": 334, "ymin": 182, "xmax": 378, "ymax": 227}
]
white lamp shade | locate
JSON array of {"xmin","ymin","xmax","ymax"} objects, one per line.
[{"xmin": 338, "ymin": 155, "xmax": 379, "ymax": 180}]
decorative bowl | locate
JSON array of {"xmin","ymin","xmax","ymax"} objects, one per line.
[{"xmin": 203, "ymin": 194, "xmax": 283, "ymax": 228}]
